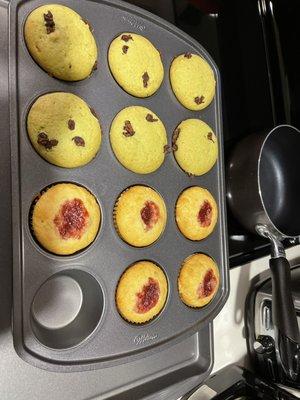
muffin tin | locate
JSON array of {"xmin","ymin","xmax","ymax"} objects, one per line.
[{"xmin": 9, "ymin": 0, "xmax": 229, "ymax": 371}]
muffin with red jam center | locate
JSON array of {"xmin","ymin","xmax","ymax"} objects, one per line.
[
  {"xmin": 176, "ymin": 186, "xmax": 218, "ymax": 240},
  {"xmin": 114, "ymin": 185, "xmax": 167, "ymax": 247},
  {"xmin": 178, "ymin": 253, "xmax": 219, "ymax": 308},
  {"xmin": 116, "ymin": 261, "xmax": 168, "ymax": 324},
  {"xmin": 32, "ymin": 183, "xmax": 100, "ymax": 255}
]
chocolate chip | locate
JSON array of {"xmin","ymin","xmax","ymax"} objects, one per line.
[
  {"xmin": 194, "ymin": 95, "xmax": 205, "ymax": 105},
  {"xmin": 43, "ymin": 11, "xmax": 55, "ymax": 34},
  {"xmin": 69, "ymin": 63, "xmax": 72, "ymax": 69},
  {"xmin": 81, "ymin": 18, "xmax": 93, "ymax": 32},
  {"xmin": 89, "ymin": 107, "xmax": 98, "ymax": 119},
  {"xmin": 37, "ymin": 132, "xmax": 58, "ymax": 150},
  {"xmin": 146, "ymin": 113, "xmax": 158, "ymax": 122},
  {"xmin": 37, "ymin": 138, "xmax": 49, "ymax": 147},
  {"xmin": 142, "ymin": 72, "xmax": 149, "ymax": 88},
  {"xmin": 92, "ymin": 60, "xmax": 98, "ymax": 72},
  {"xmin": 123, "ymin": 120, "xmax": 135, "ymax": 137},
  {"xmin": 47, "ymin": 139, "xmax": 58, "ymax": 149},
  {"xmin": 43, "ymin": 10, "xmax": 53, "ymax": 22},
  {"xmin": 122, "ymin": 45, "xmax": 129, "ymax": 54},
  {"xmin": 164, "ymin": 144, "xmax": 177, "ymax": 153},
  {"xmin": 163, "ymin": 144, "xmax": 171, "ymax": 154},
  {"xmin": 121, "ymin": 34, "xmax": 133, "ymax": 42},
  {"xmin": 37, "ymin": 132, "xmax": 47, "ymax": 140},
  {"xmin": 172, "ymin": 128, "xmax": 180, "ymax": 152},
  {"xmin": 207, "ymin": 132, "xmax": 215, "ymax": 142},
  {"xmin": 68, "ymin": 119, "xmax": 75, "ymax": 130},
  {"xmin": 172, "ymin": 128, "xmax": 180, "ymax": 145},
  {"xmin": 45, "ymin": 23, "xmax": 55, "ymax": 35},
  {"xmin": 72, "ymin": 136, "xmax": 85, "ymax": 147},
  {"xmin": 184, "ymin": 52, "xmax": 192, "ymax": 58}
]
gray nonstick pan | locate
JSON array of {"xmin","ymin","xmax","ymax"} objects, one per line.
[
  {"xmin": 227, "ymin": 124, "xmax": 300, "ymax": 381},
  {"xmin": 9, "ymin": 0, "xmax": 228, "ymax": 374}
]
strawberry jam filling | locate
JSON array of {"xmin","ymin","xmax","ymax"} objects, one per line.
[
  {"xmin": 54, "ymin": 198, "xmax": 89, "ymax": 240},
  {"xmin": 140, "ymin": 201, "xmax": 160, "ymax": 230},
  {"xmin": 197, "ymin": 200, "xmax": 212, "ymax": 227},
  {"xmin": 136, "ymin": 277, "xmax": 160, "ymax": 314},
  {"xmin": 197, "ymin": 269, "xmax": 217, "ymax": 299}
]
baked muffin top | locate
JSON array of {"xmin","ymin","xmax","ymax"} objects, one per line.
[
  {"xmin": 173, "ymin": 119, "xmax": 218, "ymax": 176},
  {"xmin": 170, "ymin": 53, "xmax": 215, "ymax": 110},
  {"xmin": 27, "ymin": 92, "xmax": 101, "ymax": 168},
  {"xmin": 176, "ymin": 186, "xmax": 218, "ymax": 241},
  {"xmin": 32, "ymin": 183, "xmax": 100, "ymax": 255},
  {"xmin": 110, "ymin": 106, "xmax": 167, "ymax": 174},
  {"xmin": 108, "ymin": 32, "xmax": 164, "ymax": 97},
  {"xmin": 178, "ymin": 253, "xmax": 219, "ymax": 308},
  {"xmin": 114, "ymin": 185, "xmax": 167, "ymax": 247},
  {"xmin": 24, "ymin": 4, "xmax": 98, "ymax": 81},
  {"xmin": 116, "ymin": 261, "xmax": 168, "ymax": 324}
]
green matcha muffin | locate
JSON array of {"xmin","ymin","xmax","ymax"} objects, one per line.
[
  {"xmin": 24, "ymin": 4, "xmax": 98, "ymax": 81},
  {"xmin": 110, "ymin": 106, "xmax": 167, "ymax": 174},
  {"xmin": 27, "ymin": 92, "xmax": 102, "ymax": 168},
  {"xmin": 170, "ymin": 53, "xmax": 215, "ymax": 110},
  {"xmin": 108, "ymin": 33, "xmax": 164, "ymax": 97},
  {"xmin": 173, "ymin": 119, "xmax": 218, "ymax": 176}
]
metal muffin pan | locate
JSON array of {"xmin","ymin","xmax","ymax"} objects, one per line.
[
  {"xmin": 9, "ymin": 0, "xmax": 229, "ymax": 371},
  {"xmin": 30, "ymin": 269, "xmax": 104, "ymax": 349}
]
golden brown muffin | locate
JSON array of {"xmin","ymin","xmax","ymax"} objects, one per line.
[
  {"xmin": 176, "ymin": 186, "xmax": 218, "ymax": 240},
  {"xmin": 32, "ymin": 183, "xmax": 100, "ymax": 255},
  {"xmin": 24, "ymin": 4, "xmax": 98, "ymax": 81},
  {"xmin": 178, "ymin": 253, "xmax": 219, "ymax": 308},
  {"xmin": 114, "ymin": 185, "xmax": 167, "ymax": 247},
  {"xmin": 116, "ymin": 261, "xmax": 168, "ymax": 324}
]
